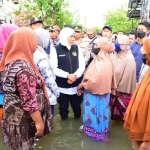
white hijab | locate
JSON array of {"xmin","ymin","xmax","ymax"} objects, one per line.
[
  {"xmin": 34, "ymin": 28, "xmax": 55, "ymax": 78},
  {"xmin": 34, "ymin": 28, "xmax": 49, "ymax": 49},
  {"xmin": 59, "ymin": 27, "xmax": 75, "ymax": 50}
]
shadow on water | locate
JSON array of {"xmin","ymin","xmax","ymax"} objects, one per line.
[{"xmin": 0, "ymin": 104, "xmax": 131, "ymax": 150}]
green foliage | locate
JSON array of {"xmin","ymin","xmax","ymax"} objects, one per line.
[
  {"xmin": 14, "ymin": 0, "xmax": 76, "ymax": 28},
  {"xmin": 95, "ymin": 26, "xmax": 102, "ymax": 33},
  {"xmin": 103, "ymin": 4, "xmax": 140, "ymax": 34}
]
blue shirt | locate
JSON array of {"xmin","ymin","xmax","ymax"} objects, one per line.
[{"xmin": 130, "ymin": 41, "xmax": 142, "ymax": 82}]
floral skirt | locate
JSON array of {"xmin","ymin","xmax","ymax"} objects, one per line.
[
  {"xmin": 83, "ymin": 90, "xmax": 110, "ymax": 141},
  {"xmin": 110, "ymin": 93, "xmax": 132, "ymax": 121}
]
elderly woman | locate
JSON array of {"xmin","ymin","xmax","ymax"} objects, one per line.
[
  {"xmin": 50, "ymin": 27, "xmax": 85, "ymax": 120},
  {"xmin": 33, "ymin": 28, "xmax": 59, "ymax": 116},
  {"xmin": 124, "ymin": 37, "xmax": 150, "ymax": 150},
  {"xmin": 0, "ymin": 27, "xmax": 53, "ymax": 150},
  {"xmin": 77, "ymin": 37, "xmax": 116, "ymax": 141},
  {"xmin": 0, "ymin": 23, "xmax": 17, "ymax": 120},
  {"xmin": 110, "ymin": 35, "xmax": 136, "ymax": 121}
]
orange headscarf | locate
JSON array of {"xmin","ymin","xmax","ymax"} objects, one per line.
[
  {"xmin": 124, "ymin": 37, "xmax": 150, "ymax": 141},
  {"xmin": 82, "ymin": 37, "xmax": 116, "ymax": 95},
  {"xmin": 0, "ymin": 27, "xmax": 48, "ymax": 100}
]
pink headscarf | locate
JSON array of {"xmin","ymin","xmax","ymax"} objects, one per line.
[
  {"xmin": 0, "ymin": 23, "xmax": 18, "ymax": 52},
  {"xmin": 82, "ymin": 37, "xmax": 116, "ymax": 95},
  {"xmin": 112, "ymin": 35, "xmax": 136, "ymax": 94}
]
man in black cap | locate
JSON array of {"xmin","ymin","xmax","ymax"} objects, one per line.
[
  {"xmin": 30, "ymin": 17, "xmax": 43, "ymax": 30},
  {"xmin": 73, "ymin": 25, "xmax": 89, "ymax": 65},
  {"xmin": 73, "ymin": 26, "xmax": 82, "ymax": 43},
  {"xmin": 102, "ymin": 25, "xmax": 112, "ymax": 40}
]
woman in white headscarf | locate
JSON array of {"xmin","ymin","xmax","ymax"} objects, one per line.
[
  {"xmin": 50, "ymin": 27, "xmax": 85, "ymax": 119},
  {"xmin": 33, "ymin": 28, "xmax": 60, "ymax": 116}
]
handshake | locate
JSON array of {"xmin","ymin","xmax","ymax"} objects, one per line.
[{"xmin": 67, "ymin": 74, "xmax": 77, "ymax": 84}]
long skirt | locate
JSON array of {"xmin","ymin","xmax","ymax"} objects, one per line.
[
  {"xmin": 110, "ymin": 93, "xmax": 132, "ymax": 121},
  {"xmin": 83, "ymin": 90, "xmax": 110, "ymax": 141}
]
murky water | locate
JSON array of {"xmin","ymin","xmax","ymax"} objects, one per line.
[{"xmin": 0, "ymin": 105, "xmax": 131, "ymax": 150}]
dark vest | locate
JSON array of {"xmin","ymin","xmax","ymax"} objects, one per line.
[{"xmin": 55, "ymin": 44, "xmax": 82, "ymax": 88}]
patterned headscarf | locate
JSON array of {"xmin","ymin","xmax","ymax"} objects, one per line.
[{"xmin": 0, "ymin": 27, "xmax": 48, "ymax": 99}]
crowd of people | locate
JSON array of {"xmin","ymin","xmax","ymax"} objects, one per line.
[{"xmin": 0, "ymin": 16, "xmax": 150, "ymax": 150}]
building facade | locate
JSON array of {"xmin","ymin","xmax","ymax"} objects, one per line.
[{"xmin": 0, "ymin": 0, "xmax": 18, "ymax": 24}]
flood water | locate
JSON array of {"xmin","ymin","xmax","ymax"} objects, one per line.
[{"xmin": 0, "ymin": 105, "xmax": 131, "ymax": 150}]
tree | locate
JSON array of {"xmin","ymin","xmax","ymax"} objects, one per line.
[
  {"xmin": 103, "ymin": 4, "xmax": 140, "ymax": 34},
  {"xmin": 14, "ymin": 0, "xmax": 77, "ymax": 28}
]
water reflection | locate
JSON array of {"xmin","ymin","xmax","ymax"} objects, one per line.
[{"xmin": 0, "ymin": 105, "xmax": 131, "ymax": 150}]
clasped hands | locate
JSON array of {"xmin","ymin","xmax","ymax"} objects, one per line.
[{"xmin": 67, "ymin": 74, "xmax": 77, "ymax": 84}]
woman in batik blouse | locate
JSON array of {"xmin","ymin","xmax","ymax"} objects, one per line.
[
  {"xmin": 33, "ymin": 28, "xmax": 60, "ymax": 116},
  {"xmin": 0, "ymin": 27, "xmax": 53, "ymax": 150}
]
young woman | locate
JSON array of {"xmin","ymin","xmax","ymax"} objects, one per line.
[
  {"xmin": 77, "ymin": 37, "xmax": 116, "ymax": 141},
  {"xmin": 124, "ymin": 37, "xmax": 150, "ymax": 150},
  {"xmin": 33, "ymin": 28, "xmax": 59, "ymax": 116},
  {"xmin": 110, "ymin": 35, "xmax": 136, "ymax": 121}
]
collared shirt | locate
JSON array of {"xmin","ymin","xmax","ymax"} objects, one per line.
[{"xmin": 74, "ymin": 39, "xmax": 90, "ymax": 64}]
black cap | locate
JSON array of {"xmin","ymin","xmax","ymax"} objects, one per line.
[
  {"xmin": 103, "ymin": 25, "xmax": 112, "ymax": 31},
  {"xmin": 44, "ymin": 26, "xmax": 54, "ymax": 31},
  {"xmin": 63, "ymin": 25, "xmax": 72, "ymax": 29},
  {"xmin": 97, "ymin": 31, "xmax": 102, "ymax": 35},
  {"xmin": 30, "ymin": 17, "xmax": 43, "ymax": 25},
  {"xmin": 73, "ymin": 26, "xmax": 82, "ymax": 32}
]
